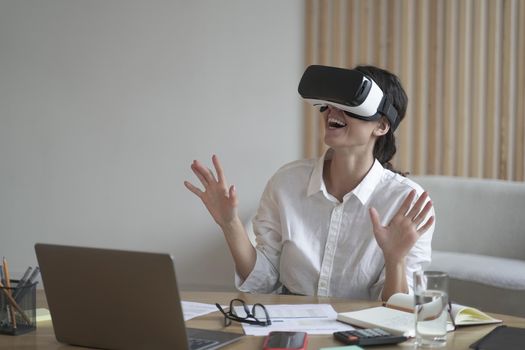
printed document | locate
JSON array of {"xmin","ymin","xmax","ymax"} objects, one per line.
[
  {"xmin": 236, "ymin": 304, "xmax": 354, "ymax": 336},
  {"xmin": 181, "ymin": 301, "xmax": 220, "ymax": 321}
]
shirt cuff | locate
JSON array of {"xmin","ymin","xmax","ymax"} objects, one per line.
[{"xmin": 235, "ymin": 249, "xmax": 280, "ymax": 293}]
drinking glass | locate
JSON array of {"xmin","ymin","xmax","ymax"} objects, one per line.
[{"xmin": 413, "ymin": 270, "xmax": 449, "ymax": 348}]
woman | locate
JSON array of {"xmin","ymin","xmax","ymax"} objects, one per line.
[{"xmin": 184, "ymin": 65, "xmax": 434, "ymax": 301}]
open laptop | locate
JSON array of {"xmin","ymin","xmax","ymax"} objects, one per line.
[{"xmin": 34, "ymin": 243, "xmax": 243, "ymax": 350}]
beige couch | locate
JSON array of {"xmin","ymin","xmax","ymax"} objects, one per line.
[{"xmin": 412, "ymin": 175, "xmax": 525, "ymax": 317}]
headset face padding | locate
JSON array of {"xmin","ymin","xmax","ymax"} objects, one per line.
[{"xmin": 298, "ymin": 65, "xmax": 399, "ymax": 130}]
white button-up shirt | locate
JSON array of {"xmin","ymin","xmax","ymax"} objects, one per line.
[{"xmin": 236, "ymin": 149, "xmax": 434, "ymax": 300}]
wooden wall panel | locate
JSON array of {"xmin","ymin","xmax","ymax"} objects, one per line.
[
  {"xmin": 517, "ymin": 0, "xmax": 525, "ymax": 181},
  {"xmin": 304, "ymin": 0, "xmax": 525, "ymax": 181}
]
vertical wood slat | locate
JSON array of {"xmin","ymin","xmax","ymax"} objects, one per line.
[
  {"xmin": 442, "ymin": 0, "xmax": 458, "ymax": 176},
  {"xmin": 485, "ymin": 0, "xmax": 500, "ymax": 178},
  {"xmin": 427, "ymin": 0, "xmax": 437, "ymax": 174},
  {"xmin": 376, "ymin": 0, "xmax": 388, "ymax": 67},
  {"xmin": 413, "ymin": 0, "xmax": 428, "ymax": 174},
  {"xmin": 332, "ymin": 0, "xmax": 343, "ymax": 67},
  {"xmin": 386, "ymin": 0, "xmax": 401, "ymax": 74},
  {"xmin": 359, "ymin": 0, "xmax": 370, "ymax": 64},
  {"xmin": 317, "ymin": 0, "xmax": 330, "ymax": 156},
  {"xmin": 345, "ymin": 0, "xmax": 357, "ymax": 68},
  {"xmin": 499, "ymin": 0, "xmax": 513, "ymax": 179},
  {"xmin": 305, "ymin": 0, "xmax": 524, "ymax": 181},
  {"xmin": 456, "ymin": 0, "xmax": 472, "ymax": 177},
  {"xmin": 304, "ymin": 0, "xmax": 316, "ymax": 159},
  {"xmin": 398, "ymin": 0, "xmax": 414, "ymax": 173},
  {"xmin": 427, "ymin": 0, "xmax": 444, "ymax": 174},
  {"xmin": 470, "ymin": 0, "xmax": 485, "ymax": 177},
  {"xmin": 517, "ymin": 0, "xmax": 525, "ymax": 181}
]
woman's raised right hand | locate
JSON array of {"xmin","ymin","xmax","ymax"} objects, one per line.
[{"xmin": 184, "ymin": 155, "xmax": 239, "ymax": 228}]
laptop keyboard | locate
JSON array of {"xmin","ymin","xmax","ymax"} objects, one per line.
[{"xmin": 189, "ymin": 337, "xmax": 220, "ymax": 350}]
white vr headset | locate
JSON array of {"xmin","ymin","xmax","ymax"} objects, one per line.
[{"xmin": 298, "ymin": 65, "xmax": 400, "ymax": 130}]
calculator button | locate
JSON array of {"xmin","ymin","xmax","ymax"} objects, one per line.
[
  {"xmin": 368, "ymin": 329, "xmax": 383, "ymax": 336},
  {"xmin": 374, "ymin": 328, "xmax": 390, "ymax": 336}
]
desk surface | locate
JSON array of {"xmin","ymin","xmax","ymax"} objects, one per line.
[{"xmin": 1, "ymin": 290, "xmax": 524, "ymax": 349}]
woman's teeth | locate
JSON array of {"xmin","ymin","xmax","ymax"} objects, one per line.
[{"xmin": 328, "ymin": 117, "xmax": 347, "ymax": 128}]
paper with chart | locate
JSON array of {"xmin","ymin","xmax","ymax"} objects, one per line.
[{"xmin": 236, "ymin": 303, "xmax": 354, "ymax": 336}]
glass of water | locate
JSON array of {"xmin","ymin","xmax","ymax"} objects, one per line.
[{"xmin": 413, "ymin": 270, "xmax": 449, "ymax": 348}]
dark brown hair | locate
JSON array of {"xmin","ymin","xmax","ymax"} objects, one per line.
[{"xmin": 355, "ymin": 65, "xmax": 408, "ymax": 175}]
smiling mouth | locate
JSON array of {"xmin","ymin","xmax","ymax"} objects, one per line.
[{"xmin": 328, "ymin": 117, "xmax": 347, "ymax": 129}]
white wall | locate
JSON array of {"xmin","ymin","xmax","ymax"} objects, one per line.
[{"xmin": 0, "ymin": 0, "xmax": 304, "ymax": 290}]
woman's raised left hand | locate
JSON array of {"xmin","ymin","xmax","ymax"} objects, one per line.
[{"xmin": 369, "ymin": 190, "xmax": 434, "ymax": 263}]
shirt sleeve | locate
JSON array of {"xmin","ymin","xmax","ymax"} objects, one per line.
[{"xmin": 235, "ymin": 177, "xmax": 284, "ymax": 293}]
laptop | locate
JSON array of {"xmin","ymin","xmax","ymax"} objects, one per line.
[{"xmin": 34, "ymin": 243, "xmax": 243, "ymax": 350}]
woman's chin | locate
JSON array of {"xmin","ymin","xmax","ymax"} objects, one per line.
[{"xmin": 324, "ymin": 130, "xmax": 347, "ymax": 145}]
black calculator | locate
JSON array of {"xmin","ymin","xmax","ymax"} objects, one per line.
[{"xmin": 333, "ymin": 328, "xmax": 408, "ymax": 346}]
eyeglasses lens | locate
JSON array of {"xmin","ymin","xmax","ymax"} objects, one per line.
[
  {"xmin": 230, "ymin": 299, "xmax": 248, "ymax": 319},
  {"xmin": 252, "ymin": 304, "xmax": 266, "ymax": 320}
]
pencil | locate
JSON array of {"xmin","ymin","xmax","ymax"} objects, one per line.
[
  {"xmin": 0, "ymin": 279, "xmax": 32, "ymax": 326},
  {"xmin": 2, "ymin": 257, "xmax": 16, "ymax": 329}
]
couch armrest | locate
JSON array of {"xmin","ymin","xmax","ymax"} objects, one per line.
[{"xmin": 411, "ymin": 175, "xmax": 525, "ymax": 260}]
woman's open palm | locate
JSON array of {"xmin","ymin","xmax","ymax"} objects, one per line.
[
  {"xmin": 369, "ymin": 190, "xmax": 434, "ymax": 263},
  {"xmin": 184, "ymin": 155, "xmax": 238, "ymax": 228}
]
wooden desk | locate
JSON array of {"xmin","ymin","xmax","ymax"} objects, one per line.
[{"xmin": 1, "ymin": 290, "xmax": 524, "ymax": 349}]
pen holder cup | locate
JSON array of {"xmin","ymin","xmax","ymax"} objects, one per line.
[{"xmin": 0, "ymin": 280, "xmax": 37, "ymax": 335}]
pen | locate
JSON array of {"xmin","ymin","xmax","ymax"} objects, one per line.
[
  {"xmin": 14, "ymin": 266, "xmax": 40, "ymax": 303},
  {"xmin": 26, "ymin": 266, "xmax": 40, "ymax": 286},
  {"xmin": 0, "ymin": 265, "xmax": 4, "ymax": 285},
  {"xmin": 2, "ymin": 257, "xmax": 17, "ymax": 329},
  {"xmin": 0, "ymin": 265, "xmax": 4, "ymax": 314},
  {"xmin": 12, "ymin": 266, "xmax": 32, "ymax": 300}
]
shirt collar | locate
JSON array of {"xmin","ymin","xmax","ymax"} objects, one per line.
[
  {"xmin": 352, "ymin": 159, "xmax": 384, "ymax": 204},
  {"xmin": 306, "ymin": 148, "xmax": 384, "ymax": 205},
  {"xmin": 306, "ymin": 148, "xmax": 331, "ymax": 198}
]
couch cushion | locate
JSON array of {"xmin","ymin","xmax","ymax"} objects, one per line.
[
  {"xmin": 429, "ymin": 251, "xmax": 525, "ymax": 290},
  {"xmin": 411, "ymin": 175, "xmax": 525, "ymax": 260}
]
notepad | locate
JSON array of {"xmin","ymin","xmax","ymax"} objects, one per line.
[
  {"xmin": 336, "ymin": 293, "xmax": 501, "ymax": 337},
  {"xmin": 36, "ymin": 308, "xmax": 51, "ymax": 322}
]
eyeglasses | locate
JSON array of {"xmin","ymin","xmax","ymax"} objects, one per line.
[{"xmin": 215, "ymin": 299, "xmax": 271, "ymax": 327}]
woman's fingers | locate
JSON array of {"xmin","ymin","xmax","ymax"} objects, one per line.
[
  {"xmin": 195, "ymin": 159, "xmax": 219, "ymax": 182},
  {"xmin": 406, "ymin": 191, "xmax": 429, "ymax": 221},
  {"xmin": 417, "ymin": 215, "xmax": 435, "ymax": 234},
  {"xmin": 184, "ymin": 181, "xmax": 203, "ymax": 198},
  {"xmin": 188, "ymin": 156, "xmax": 232, "ymax": 197},
  {"xmin": 191, "ymin": 158, "xmax": 222, "ymax": 185},
  {"xmin": 228, "ymin": 185, "xmax": 238, "ymax": 207},
  {"xmin": 368, "ymin": 207, "xmax": 382, "ymax": 231},
  {"xmin": 212, "ymin": 154, "xmax": 226, "ymax": 184},
  {"xmin": 397, "ymin": 190, "xmax": 416, "ymax": 217},
  {"xmin": 412, "ymin": 200, "xmax": 433, "ymax": 227},
  {"xmin": 191, "ymin": 162, "xmax": 209, "ymax": 187}
]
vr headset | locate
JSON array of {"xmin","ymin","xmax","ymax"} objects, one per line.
[{"xmin": 298, "ymin": 65, "xmax": 400, "ymax": 130}]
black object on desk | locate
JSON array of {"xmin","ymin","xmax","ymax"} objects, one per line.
[
  {"xmin": 334, "ymin": 328, "xmax": 408, "ymax": 346},
  {"xmin": 469, "ymin": 325, "xmax": 525, "ymax": 350}
]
